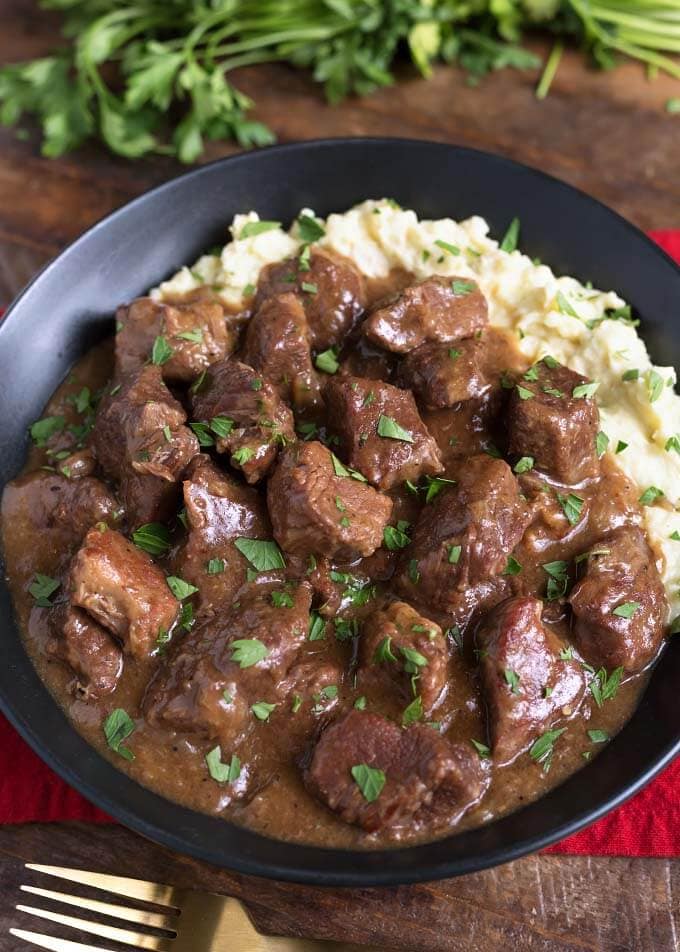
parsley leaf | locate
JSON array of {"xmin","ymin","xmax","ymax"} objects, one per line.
[
  {"xmin": 132, "ymin": 523, "xmax": 171, "ymax": 556},
  {"xmin": 315, "ymin": 348, "xmax": 339, "ymax": 374},
  {"xmin": 500, "ymin": 217, "xmax": 520, "ymax": 252},
  {"xmin": 351, "ymin": 764, "xmax": 385, "ymax": 802},
  {"xmin": 297, "ymin": 214, "xmax": 325, "ymax": 242},
  {"xmin": 166, "ymin": 576, "xmax": 198, "ymax": 600},
  {"xmin": 377, "ymin": 415, "xmax": 413, "ymax": 442},
  {"xmin": 251, "ymin": 700, "xmax": 277, "ymax": 721},
  {"xmin": 28, "ymin": 573, "xmax": 60, "ymax": 607},
  {"xmin": 234, "ymin": 537, "xmax": 286, "ymax": 571},
  {"xmin": 151, "ymin": 335, "xmax": 173, "ymax": 365},
  {"xmin": 230, "ymin": 638, "xmax": 268, "ymax": 668},
  {"xmin": 205, "ymin": 746, "xmax": 240, "ymax": 783},
  {"xmin": 240, "ymin": 220, "xmax": 281, "ymax": 239},
  {"xmin": 556, "ymin": 492, "xmax": 584, "ymax": 526},
  {"xmin": 103, "ymin": 709, "xmax": 135, "ymax": 761}
]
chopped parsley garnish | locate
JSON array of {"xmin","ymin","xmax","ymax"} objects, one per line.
[
  {"xmin": 297, "ymin": 214, "xmax": 325, "ymax": 242},
  {"xmin": 383, "ymin": 521, "xmax": 411, "ymax": 550},
  {"xmin": 424, "ymin": 475, "xmax": 455, "ymax": 502},
  {"xmin": 471, "ymin": 739, "xmax": 491, "ymax": 759},
  {"xmin": 377, "ymin": 415, "xmax": 414, "ymax": 442},
  {"xmin": 449, "ymin": 347, "xmax": 462, "ymax": 361},
  {"xmin": 354, "ymin": 695, "xmax": 367, "ymax": 711},
  {"xmin": 513, "ymin": 456, "xmax": 534, "ymax": 474},
  {"xmin": 400, "ymin": 645, "xmax": 428, "ymax": 672},
  {"xmin": 542, "ymin": 386, "xmax": 563, "ymax": 397},
  {"xmin": 298, "ymin": 421, "xmax": 318, "ymax": 440},
  {"xmin": 234, "ymin": 537, "xmax": 286, "ymax": 571},
  {"xmin": 451, "ymin": 279, "xmax": 476, "ymax": 296},
  {"xmin": 166, "ymin": 576, "xmax": 198, "ymax": 600},
  {"xmin": 523, "ymin": 366, "xmax": 539, "ymax": 382},
  {"xmin": 308, "ymin": 612, "xmax": 326, "ymax": 641},
  {"xmin": 639, "ymin": 486, "xmax": 664, "ymax": 506},
  {"xmin": 251, "ymin": 700, "xmax": 277, "ymax": 721},
  {"xmin": 665, "ymin": 435, "xmax": 680, "ymax": 454},
  {"xmin": 374, "ymin": 636, "xmax": 397, "ymax": 664},
  {"xmin": 232, "ymin": 446, "xmax": 254, "ymax": 465},
  {"xmin": 499, "ymin": 217, "xmax": 520, "ymax": 253},
  {"xmin": 206, "ymin": 558, "xmax": 225, "ymax": 575},
  {"xmin": 205, "ymin": 746, "xmax": 240, "ymax": 782},
  {"xmin": 542, "ymin": 355, "xmax": 560, "ymax": 369},
  {"xmin": 671, "ymin": 531, "xmax": 680, "ymax": 542},
  {"xmin": 542, "ymin": 560, "xmax": 569, "ymax": 601},
  {"xmin": 612, "ymin": 601, "xmax": 640, "ymax": 618},
  {"xmin": 331, "ymin": 452, "xmax": 367, "ymax": 482},
  {"xmin": 516, "ymin": 385, "xmax": 534, "ymax": 400},
  {"xmin": 556, "ymin": 291, "xmax": 580, "ymax": 319},
  {"xmin": 28, "ymin": 574, "xmax": 60, "ymax": 607},
  {"xmin": 175, "ymin": 328, "xmax": 203, "ymax": 344},
  {"xmin": 504, "ymin": 669, "xmax": 521, "ymax": 694},
  {"xmin": 587, "ymin": 729, "xmax": 609, "ymax": 744},
  {"xmin": 622, "ymin": 368, "xmax": 640, "ymax": 382},
  {"xmin": 334, "ymin": 496, "xmax": 347, "ymax": 512},
  {"xmin": 590, "ymin": 666, "xmax": 624, "ymax": 707},
  {"xmin": 334, "ymin": 618, "xmax": 359, "ymax": 641},
  {"xmin": 30, "ymin": 415, "xmax": 65, "ymax": 447},
  {"xmin": 291, "ymin": 694, "xmax": 303, "ymax": 713},
  {"xmin": 151, "ymin": 335, "xmax": 173, "ymax": 365},
  {"xmin": 408, "ymin": 558, "xmax": 420, "ymax": 584},
  {"xmin": 503, "ymin": 555, "xmax": 522, "ymax": 576},
  {"xmin": 271, "ymin": 590, "xmax": 293, "ymax": 608},
  {"xmin": 301, "ymin": 281, "xmax": 318, "ymax": 294},
  {"xmin": 572, "ymin": 381, "xmax": 599, "ymax": 399},
  {"xmin": 243, "ymin": 283, "xmax": 255, "ymax": 297},
  {"xmin": 448, "ymin": 544, "xmax": 462, "ymax": 564},
  {"xmin": 179, "ymin": 602, "xmax": 194, "ymax": 631},
  {"xmin": 103, "ymin": 709, "xmax": 135, "ymax": 761},
  {"xmin": 132, "ymin": 523, "xmax": 171, "ymax": 556},
  {"xmin": 434, "ymin": 239, "xmax": 460, "ymax": 255},
  {"xmin": 315, "ymin": 348, "xmax": 339, "ymax": 374},
  {"xmin": 189, "ymin": 422, "xmax": 215, "ymax": 447},
  {"xmin": 559, "ymin": 645, "xmax": 575, "ymax": 660},
  {"xmin": 240, "ymin": 220, "xmax": 281, "ymax": 239},
  {"xmin": 615, "ymin": 440, "xmax": 628, "ymax": 454},
  {"xmin": 250, "ymin": 377, "xmax": 263, "ymax": 391},
  {"xmin": 351, "ymin": 764, "xmax": 385, "ymax": 802},
  {"xmin": 529, "ymin": 728, "xmax": 566, "ymax": 772},
  {"xmin": 230, "ymin": 638, "xmax": 268, "ymax": 668},
  {"xmin": 556, "ymin": 492, "xmax": 584, "ymax": 525},
  {"xmin": 402, "ymin": 695, "xmax": 423, "ymax": 726},
  {"xmin": 210, "ymin": 416, "xmax": 234, "ymax": 438},
  {"xmin": 646, "ymin": 369, "xmax": 664, "ymax": 403}
]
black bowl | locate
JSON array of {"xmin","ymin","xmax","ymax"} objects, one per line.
[{"xmin": 1, "ymin": 139, "xmax": 678, "ymax": 885}]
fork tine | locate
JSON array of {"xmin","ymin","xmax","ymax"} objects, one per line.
[
  {"xmin": 20, "ymin": 887, "xmax": 174, "ymax": 931},
  {"xmin": 16, "ymin": 905, "xmax": 169, "ymax": 951},
  {"xmin": 26, "ymin": 866, "xmax": 175, "ymax": 908},
  {"xmin": 10, "ymin": 927, "xmax": 118, "ymax": 952}
]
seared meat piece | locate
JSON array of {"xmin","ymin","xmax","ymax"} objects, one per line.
[
  {"xmin": 58, "ymin": 448, "xmax": 97, "ymax": 479},
  {"xmin": 47, "ymin": 605, "xmax": 123, "ymax": 699},
  {"xmin": 144, "ymin": 581, "xmax": 312, "ymax": 745},
  {"xmin": 191, "ymin": 359, "xmax": 295, "ymax": 484},
  {"xmin": 569, "ymin": 527, "xmax": 667, "ymax": 672},
  {"xmin": 242, "ymin": 293, "xmax": 322, "ymax": 412},
  {"xmin": 1, "ymin": 472, "xmax": 119, "ymax": 583},
  {"xmin": 477, "ymin": 596, "xmax": 585, "ymax": 765},
  {"xmin": 176, "ymin": 455, "xmax": 270, "ymax": 615},
  {"xmin": 70, "ymin": 527, "xmax": 179, "ymax": 659},
  {"xmin": 397, "ymin": 338, "xmax": 494, "ymax": 411},
  {"xmin": 359, "ymin": 601, "xmax": 448, "ymax": 714},
  {"xmin": 92, "ymin": 365, "xmax": 198, "ymax": 526},
  {"xmin": 324, "ymin": 375, "xmax": 443, "ymax": 490},
  {"xmin": 305, "ymin": 710, "xmax": 486, "ymax": 832},
  {"xmin": 396, "ymin": 455, "xmax": 530, "ymax": 612},
  {"xmin": 266, "ymin": 441, "xmax": 392, "ymax": 560},
  {"xmin": 255, "ymin": 250, "xmax": 365, "ymax": 349},
  {"xmin": 507, "ymin": 359, "xmax": 600, "ymax": 484},
  {"xmin": 115, "ymin": 297, "xmax": 234, "ymax": 382},
  {"xmin": 362, "ymin": 275, "xmax": 488, "ymax": 354}
]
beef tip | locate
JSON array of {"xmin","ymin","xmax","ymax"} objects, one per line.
[
  {"xmin": 47, "ymin": 605, "xmax": 122, "ymax": 699},
  {"xmin": 396, "ymin": 455, "xmax": 530, "ymax": 612},
  {"xmin": 305, "ymin": 710, "xmax": 486, "ymax": 832},
  {"xmin": 1, "ymin": 471, "xmax": 119, "ymax": 585},
  {"xmin": 324, "ymin": 375, "xmax": 443, "ymax": 490},
  {"xmin": 241, "ymin": 292, "xmax": 322, "ymax": 412},
  {"xmin": 176, "ymin": 455, "xmax": 270, "ymax": 615},
  {"xmin": 115, "ymin": 297, "xmax": 234, "ymax": 382},
  {"xmin": 266, "ymin": 441, "xmax": 392, "ymax": 560},
  {"xmin": 92, "ymin": 365, "xmax": 198, "ymax": 526},
  {"xmin": 144, "ymin": 580, "xmax": 312, "ymax": 745},
  {"xmin": 255, "ymin": 250, "xmax": 365, "ymax": 349},
  {"xmin": 191, "ymin": 359, "xmax": 295, "ymax": 484},
  {"xmin": 359, "ymin": 601, "xmax": 448, "ymax": 715},
  {"xmin": 477, "ymin": 596, "xmax": 586, "ymax": 765},
  {"xmin": 70, "ymin": 526, "xmax": 179, "ymax": 659},
  {"xmin": 397, "ymin": 338, "xmax": 495, "ymax": 411},
  {"xmin": 507, "ymin": 359, "xmax": 600, "ymax": 484},
  {"xmin": 568, "ymin": 527, "xmax": 667, "ymax": 672},
  {"xmin": 362, "ymin": 275, "xmax": 488, "ymax": 354}
]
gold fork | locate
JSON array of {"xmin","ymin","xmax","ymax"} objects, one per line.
[{"xmin": 11, "ymin": 864, "xmax": 382, "ymax": 952}]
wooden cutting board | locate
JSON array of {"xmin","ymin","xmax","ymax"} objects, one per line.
[{"xmin": 0, "ymin": 4, "xmax": 679, "ymax": 948}]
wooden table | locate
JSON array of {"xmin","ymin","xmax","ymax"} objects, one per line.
[{"xmin": 1, "ymin": 3, "xmax": 679, "ymax": 949}]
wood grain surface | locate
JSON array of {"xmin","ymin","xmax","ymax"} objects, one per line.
[{"xmin": 1, "ymin": 2, "xmax": 679, "ymax": 950}]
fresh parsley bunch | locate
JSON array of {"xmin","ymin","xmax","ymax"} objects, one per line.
[{"xmin": 0, "ymin": 0, "xmax": 678, "ymax": 162}]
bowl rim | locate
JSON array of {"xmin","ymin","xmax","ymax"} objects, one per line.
[{"xmin": 1, "ymin": 136, "xmax": 679, "ymax": 885}]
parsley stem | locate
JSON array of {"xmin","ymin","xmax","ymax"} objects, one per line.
[{"xmin": 536, "ymin": 41, "xmax": 563, "ymax": 100}]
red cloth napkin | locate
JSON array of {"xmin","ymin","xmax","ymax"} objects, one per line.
[{"xmin": 0, "ymin": 230, "xmax": 678, "ymax": 856}]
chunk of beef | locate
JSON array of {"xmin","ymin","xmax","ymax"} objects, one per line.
[
  {"xmin": 241, "ymin": 292, "xmax": 322, "ymax": 412},
  {"xmin": 115, "ymin": 297, "xmax": 234, "ymax": 382},
  {"xmin": 477, "ymin": 596, "xmax": 585, "ymax": 765},
  {"xmin": 305, "ymin": 710, "xmax": 486, "ymax": 832},
  {"xmin": 359, "ymin": 601, "xmax": 448, "ymax": 714},
  {"xmin": 47, "ymin": 605, "xmax": 122, "ymax": 699},
  {"xmin": 397, "ymin": 338, "xmax": 495, "ymax": 410},
  {"xmin": 58, "ymin": 448, "xmax": 97, "ymax": 479},
  {"xmin": 144, "ymin": 581, "xmax": 312, "ymax": 746},
  {"xmin": 255, "ymin": 250, "xmax": 365, "ymax": 349},
  {"xmin": 396, "ymin": 455, "xmax": 530, "ymax": 613},
  {"xmin": 362, "ymin": 275, "xmax": 488, "ymax": 354},
  {"xmin": 92, "ymin": 365, "xmax": 198, "ymax": 526},
  {"xmin": 324, "ymin": 375, "xmax": 443, "ymax": 490},
  {"xmin": 266, "ymin": 441, "xmax": 392, "ymax": 560},
  {"xmin": 70, "ymin": 527, "xmax": 179, "ymax": 659},
  {"xmin": 191, "ymin": 359, "xmax": 295, "ymax": 484},
  {"xmin": 175, "ymin": 455, "xmax": 270, "ymax": 615},
  {"xmin": 507, "ymin": 359, "xmax": 600, "ymax": 484},
  {"xmin": 1, "ymin": 472, "xmax": 119, "ymax": 584},
  {"xmin": 568, "ymin": 527, "xmax": 667, "ymax": 672}
]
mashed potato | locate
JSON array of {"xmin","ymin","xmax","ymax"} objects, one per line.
[{"xmin": 153, "ymin": 199, "xmax": 680, "ymax": 615}]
